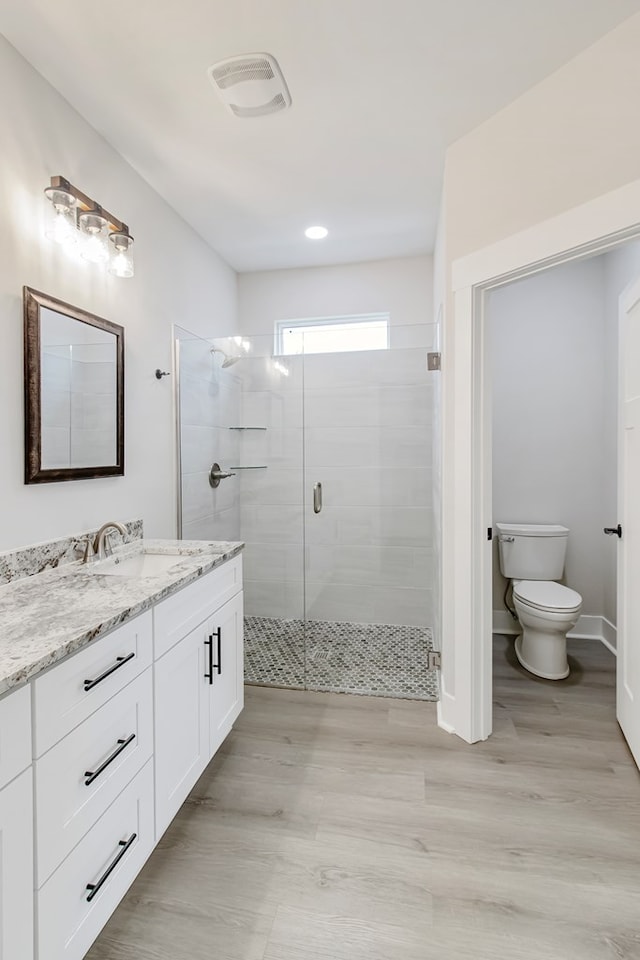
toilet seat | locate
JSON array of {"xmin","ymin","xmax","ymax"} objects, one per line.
[{"xmin": 513, "ymin": 580, "xmax": 582, "ymax": 614}]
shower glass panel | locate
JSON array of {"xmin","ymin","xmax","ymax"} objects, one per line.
[
  {"xmin": 175, "ymin": 325, "xmax": 306, "ymax": 687},
  {"xmin": 175, "ymin": 322, "xmax": 437, "ymax": 700},
  {"xmin": 301, "ymin": 322, "xmax": 436, "ymax": 699},
  {"xmin": 174, "ymin": 325, "xmax": 242, "ymax": 542}
]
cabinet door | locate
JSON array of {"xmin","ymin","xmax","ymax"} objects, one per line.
[
  {"xmin": 0, "ymin": 769, "xmax": 33, "ymax": 960},
  {"xmin": 208, "ymin": 591, "xmax": 244, "ymax": 756},
  {"xmin": 154, "ymin": 623, "xmax": 209, "ymax": 838}
]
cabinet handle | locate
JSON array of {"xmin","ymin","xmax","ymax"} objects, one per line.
[
  {"xmin": 84, "ymin": 733, "xmax": 136, "ymax": 786},
  {"xmin": 86, "ymin": 834, "xmax": 137, "ymax": 902},
  {"xmin": 84, "ymin": 652, "xmax": 135, "ymax": 691},
  {"xmin": 212, "ymin": 626, "xmax": 222, "ymax": 676},
  {"xmin": 204, "ymin": 635, "xmax": 214, "ymax": 684}
]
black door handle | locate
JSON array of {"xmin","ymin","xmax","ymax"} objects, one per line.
[
  {"xmin": 204, "ymin": 635, "xmax": 213, "ymax": 684},
  {"xmin": 212, "ymin": 627, "xmax": 222, "ymax": 675},
  {"xmin": 603, "ymin": 525, "xmax": 622, "ymax": 538}
]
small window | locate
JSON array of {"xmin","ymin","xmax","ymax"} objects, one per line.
[{"xmin": 274, "ymin": 313, "xmax": 389, "ymax": 356}]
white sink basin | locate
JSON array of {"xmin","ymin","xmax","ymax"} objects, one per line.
[{"xmin": 89, "ymin": 552, "xmax": 184, "ymax": 578}]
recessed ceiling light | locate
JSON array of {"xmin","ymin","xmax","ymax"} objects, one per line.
[{"xmin": 305, "ymin": 225, "xmax": 328, "ymax": 240}]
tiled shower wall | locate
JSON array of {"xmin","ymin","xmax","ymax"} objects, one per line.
[
  {"xmin": 238, "ymin": 336, "xmax": 434, "ymax": 627},
  {"xmin": 236, "ymin": 353, "xmax": 304, "ymax": 620},
  {"xmin": 177, "ymin": 328, "xmax": 241, "ymax": 542},
  {"xmin": 41, "ymin": 347, "xmax": 116, "ymax": 468}
]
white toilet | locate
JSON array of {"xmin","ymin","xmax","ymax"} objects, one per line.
[{"xmin": 496, "ymin": 523, "xmax": 582, "ymax": 680}]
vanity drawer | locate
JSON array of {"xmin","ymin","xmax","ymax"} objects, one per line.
[
  {"xmin": 33, "ymin": 610, "xmax": 152, "ymax": 757},
  {"xmin": 0, "ymin": 684, "xmax": 31, "ymax": 789},
  {"xmin": 35, "ymin": 668, "xmax": 153, "ymax": 887},
  {"xmin": 154, "ymin": 555, "xmax": 242, "ymax": 659},
  {"xmin": 37, "ymin": 759, "xmax": 154, "ymax": 960}
]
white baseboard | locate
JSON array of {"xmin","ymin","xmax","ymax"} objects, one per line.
[
  {"xmin": 493, "ymin": 610, "xmax": 617, "ymax": 655},
  {"xmin": 599, "ymin": 617, "xmax": 617, "ymax": 654}
]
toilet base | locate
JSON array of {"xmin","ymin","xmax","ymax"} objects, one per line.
[{"xmin": 514, "ymin": 634, "xmax": 570, "ymax": 681}]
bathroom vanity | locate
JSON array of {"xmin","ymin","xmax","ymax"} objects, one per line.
[{"xmin": 0, "ymin": 536, "xmax": 244, "ymax": 960}]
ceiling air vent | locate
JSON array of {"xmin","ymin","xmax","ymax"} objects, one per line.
[{"xmin": 207, "ymin": 53, "xmax": 292, "ymax": 118}]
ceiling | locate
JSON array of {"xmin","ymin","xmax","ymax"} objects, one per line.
[{"xmin": 1, "ymin": 0, "xmax": 639, "ymax": 272}]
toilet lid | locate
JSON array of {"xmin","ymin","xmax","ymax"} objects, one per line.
[{"xmin": 514, "ymin": 580, "xmax": 582, "ymax": 612}]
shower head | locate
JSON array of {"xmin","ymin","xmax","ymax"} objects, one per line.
[{"xmin": 211, "ymin": 347, "xmax": 241, "ymax": 368}]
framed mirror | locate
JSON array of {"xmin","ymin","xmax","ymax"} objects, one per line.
[{"xmin": 23, "ymin": 287, "xmax": 124, "ymax": 483}]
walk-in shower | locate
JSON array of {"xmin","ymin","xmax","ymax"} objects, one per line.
[{"xmin": 174, "ymin": 322, "xmax": 438, "ymax": 700}]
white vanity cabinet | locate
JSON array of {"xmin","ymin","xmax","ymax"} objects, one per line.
[
  {"xmin": 154, "ymin": 617, "xmax": 210, "ymax": 835},
  {"xmin": 1, "ymin": 549, "xmax": 243, "ymax": 960},
  {"xmin": 154, "ymin": 557, "xmax": 244, "ymax": 837},
  {"xmin": 0, "ymin": 685, "xmax": 33, "ymax": 960},
  {"xmin": 33, "ymin": 611, "xmax": 155, "ymax": 960},
  {"xmin": 208, "ymin": 590, "xmax": 244, "ymax": 755}
]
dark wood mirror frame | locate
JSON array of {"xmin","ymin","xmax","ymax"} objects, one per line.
[{"xmin": 23, "ymin": 286, "xmax": 125, "ymax": 484}]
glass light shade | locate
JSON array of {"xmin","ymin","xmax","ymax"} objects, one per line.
[
  {"xmin": 44, "ymin": 186, "xmax": 76, "ymax": 213},
  {"xmin": 78, "ymin": 210, "xmax": 109, "ymax": 265},
  {"xmin": 44, "ymin": 204, "xmax": 77, "ymax": 246},
  {"xmin": 108, "ymin": 232, "xmax": 134, "ymax": 278},
  {"xmin": 44, "ymin": 186, "xmax": 77, "ymax": 247}
]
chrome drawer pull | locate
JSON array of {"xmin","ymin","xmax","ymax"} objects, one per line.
[
  {"xmin": 86, "ymin": 833, "xmax": 137, "ymax": 902},
  {"xmin": 84, "ymin": 733, "xmax": 136, "ymax": 786},
  {"xmin": 83, "ymin": 652, "xmax": 135, "ymax": 691}
]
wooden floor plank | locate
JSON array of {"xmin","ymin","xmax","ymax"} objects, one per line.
[{"xmin": 87, "ymin": 636, "xmax": 640, "ymax": 960}]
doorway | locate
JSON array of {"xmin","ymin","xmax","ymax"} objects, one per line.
[
  {"xmin": 440, "ymin": 180, "xmax": 640, "ymax": 744},
  {"xmin": 486, "ymin": 247, "xmax": 640, "ymax": 731}
]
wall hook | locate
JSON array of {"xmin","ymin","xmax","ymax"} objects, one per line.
[{"xmin": 155, "ymin": 369, "xmax": 170, "ymax": 380}]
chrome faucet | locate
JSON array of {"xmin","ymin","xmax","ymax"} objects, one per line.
[{"xmin": 85, "ymin": 521, "xmax": 128, "ymax": 562}]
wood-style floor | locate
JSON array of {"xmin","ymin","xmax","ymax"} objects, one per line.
[{"xmin": 87, "ymin": 637, "xmax": 640, "ymax": 960}]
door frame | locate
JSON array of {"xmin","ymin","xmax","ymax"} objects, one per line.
[{"xmin": 440, "ymin": 178, "xmax": 640, "ymax": 743}]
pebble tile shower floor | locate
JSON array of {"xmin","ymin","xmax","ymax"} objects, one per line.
[{"xmin": 244, "ymin": 616, "xmax": 439, "ymax": 700}]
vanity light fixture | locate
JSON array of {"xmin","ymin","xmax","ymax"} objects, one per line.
[{"xmin": 44, "ymin": 176, "xmax": 135, "ymax": 278}]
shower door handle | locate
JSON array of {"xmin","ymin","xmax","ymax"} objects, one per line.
[{"xmin": 313, "ymin": 482, "xmax": 322, "ymax": 514}]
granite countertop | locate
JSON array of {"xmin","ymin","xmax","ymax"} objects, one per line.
[{"xmin": 0, "ymin": 539, "xmax": 244, "ymax": 696}]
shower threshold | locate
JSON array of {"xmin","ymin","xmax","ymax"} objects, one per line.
[{"xmin": 244, "ymin": 616, "xmax": 439, "ymax": 701}]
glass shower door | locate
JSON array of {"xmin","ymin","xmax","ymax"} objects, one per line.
[{"xmin": 301, "ymin": 324, "xmax": 437, "ymax": 699}]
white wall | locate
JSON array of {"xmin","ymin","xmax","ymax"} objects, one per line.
[
  {"xmin": 0, "ymin": 34, "xmax": 237, "ymax": 550},
  {"xmin": 443, "ymin": 14, "xmax": 640, "ymax": 263},
  {"xmin": 238, "ymin": 257, "xmax": 433, "ymax": 337},
  {"xmin": 489, "ymin": 257, "xmax": 609, "ymax": 616},
  {"xmin": 237, "ymin": 257, "xmax": 437, "ymax": 626}
]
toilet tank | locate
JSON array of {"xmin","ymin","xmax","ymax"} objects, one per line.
[{"xmin": 495, "ymin": 523, "xmax": 569, "ymax": 580}]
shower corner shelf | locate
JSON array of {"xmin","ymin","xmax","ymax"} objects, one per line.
[
  {"xmin": 228, "ymin": 426, "xmax": 267, "ymax": 431},
  {"xmin": 229, "ymin": 465, "xmax": 268, "ymax": 470}
]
